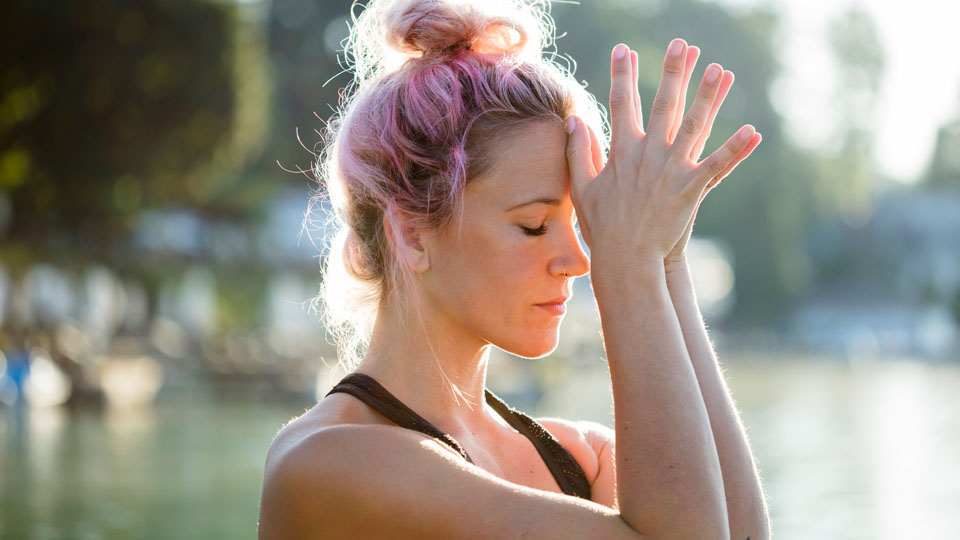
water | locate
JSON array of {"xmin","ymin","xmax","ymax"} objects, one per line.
[
  {"xmin": 3, "ymin": 360, "xmax": 960, "ymax": 539},
  {"xmin": 728, "ymin": 360, "xmax": 960, "ymax": 539},
  {"xmin": 1, "ymin": 393, "xmax": 313, "ymax": 540}
]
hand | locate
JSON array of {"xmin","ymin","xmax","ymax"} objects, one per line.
[
  {"xmin": 565, "ymin": 39, "xmax": 762, "ymax": 270},
  {"xmin": 662, "ymin": 47, "xmax": 762, "ymax": 268}
]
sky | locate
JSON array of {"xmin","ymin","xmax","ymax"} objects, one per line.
[{"xmin": 718, "ymin": 0, "xmax": 960, "ymax": 183}]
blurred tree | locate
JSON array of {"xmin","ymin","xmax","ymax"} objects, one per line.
[
  {"xmin": 802, "ymin": 8, "xmax": 893, "ymax": 305},
  {"xmin": 272, "ymin": 0, "xmax": 840, "ymax": 325},
  {"xmin": 550, "ymin": 0, "xmax": 822, "ymax": 324},
  {"xmin": 813, "ymin": 6, "xmax": 885, "ymax": 228},
  {"xmin": 263, "ymin": 0, "xmax": 356, "ymax": 179},
  {"xmin": 924, "ymin": 107, "xmax": 960, "ymax": 185},
  {"xmin": 0, "ymin": 0, "xmax": 892, "ymax": 331},
  {"xmin": 0, "ymin": 0, "xmax": 270, "ymax": 272}
]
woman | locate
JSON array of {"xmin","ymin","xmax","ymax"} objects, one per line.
[{"xmin": 258, "ymin": 0, "xmax": 769, "ymax": 538}]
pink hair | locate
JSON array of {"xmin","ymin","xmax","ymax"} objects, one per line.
[{"xmin": 310, "ymin": 0, "xmax": 607, "ymax": 371}]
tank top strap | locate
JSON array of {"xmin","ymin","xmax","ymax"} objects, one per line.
[
  {"xmin": 325, "ymin": 372, "xmax": 592, "ymax": 500},
  {"xmin": 324, "ymin": 372, "xmax": 474, "ymax": 463},
  {"xmin": 482, "ymin": 389, "xmax": 592, "ymax": 500}
]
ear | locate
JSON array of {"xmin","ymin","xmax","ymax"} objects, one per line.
[{"xmin": 382, "ymin": 211, "xmax": 431, "ymax": 274}]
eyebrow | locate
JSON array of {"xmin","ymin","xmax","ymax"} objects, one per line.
[{"xmin": 505, "ymin": 197, "xmax": 562, "ymax": 212}]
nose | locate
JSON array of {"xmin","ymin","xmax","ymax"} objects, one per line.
[{"xmin": 551, "ymin": 223, "xmax": 590, "ymax": 278}]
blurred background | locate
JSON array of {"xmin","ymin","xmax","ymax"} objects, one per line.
[{"xmin": 1, "ymin": 0, "xmax": 959, "ymax": 538}]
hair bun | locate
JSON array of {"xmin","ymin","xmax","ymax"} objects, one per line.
[
  {"xmin": 347, "ymin": 0, "xmax": 547, "ymax": 85},
  {"xmin": 386, "ymin": 0, "xmax": 526, "ymax": 56}
]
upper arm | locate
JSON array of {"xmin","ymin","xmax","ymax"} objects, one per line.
[
  {"xmin": 258, "ymin": 424, "xmax": 639, "ymax": 540},
  {"xmin": 537, "ymin": 418, "xmax": 618, "ymax": 511}
]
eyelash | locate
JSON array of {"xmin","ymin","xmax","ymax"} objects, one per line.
[{"xmin": 521, "ymin": 223, "xmax": 549, "ymax": 236}]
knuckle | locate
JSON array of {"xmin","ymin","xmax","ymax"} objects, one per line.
[
  {"xmin": 650, "ymin": 95, "xmax": 673, "ymax": 115},
  {"xmin": 679, "ymin": 115, "xmax": 702, "ymax": 137},
  {"xmin": 696, "ymin": 84, "xmax": 718, "ymax": 101},
  {"xmin": 663, "ymin": 61, "xmax": 684, "ymax": 75},
  {"xmin": 734, "ymin": 134, "xmax": 751, "ymax": 150},
  {"xmin": 609, "ymin": 90, "xmax": 631, "ymax": 111},
  {"xmin": 705, "ymin": 154, "xmax": 726, "ymax": 176},
  {"xmin": 613, "ymin": 62, "xmax": 632, "ymax": 76}
]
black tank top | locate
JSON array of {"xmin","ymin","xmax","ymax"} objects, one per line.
[{"xmin": 325, "ymin": 372, "xmax": 592, "ymax": 500}]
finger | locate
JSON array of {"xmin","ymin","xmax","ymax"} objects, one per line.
[
  {"xmin": 646, "ymin": 38, "xmax": 689, "ymax": 143},
  {"xmin": 669, "ymin": 46, "xmax": 700, "ymax": 143},
  {"xmin": 692, "ymin": 124, "xmax": 757, "ymax": 190},
  {"xmin": 609, "ymin": 43, "xmax": 640, "ymax": 155},
  {"xmin": 586, "ymin": 120, "xmax": 605, "ymax": 173},
  {"xmin": 703, "ymin": 132, "xmax": 762, "ymax": 192},
  {"xmin": 565, "ymin": 115, "xmax": 598, "ymax": 186},
  {"xmin": 671, "ymin": 63, "xmax": 724, "ymax": 159},
  {"xmin": 691, "ymin": 70, "xmax": 735, "ymax": 162},
  {"xmin": 630, "ymin": 50, "xmax": 643, "ymax": 133}
]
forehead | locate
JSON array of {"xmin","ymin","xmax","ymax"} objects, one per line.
[{"xmin": 466, "ymin": 121, "xmax": 570, "ymax": 208}]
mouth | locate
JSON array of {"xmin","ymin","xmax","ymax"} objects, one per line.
[
  {"xmin": 534, "ymin": 296, "xmax": 569, "ymax": 316},
  {"xmin": 534, "ymin": 303, "xmax": 566, "ymax": 316}
]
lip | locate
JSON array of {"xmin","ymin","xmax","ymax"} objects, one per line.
[
  {"xmin": 534, "ymin": 296, "xmax": 570, "ymax": 316},
  {"xmin": 535, "ymin": 303, "xmax": 567, "ymax": 315}
]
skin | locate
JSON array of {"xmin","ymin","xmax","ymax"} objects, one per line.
[
  {"xmin": 258, "ymin": 38, "xmax": 769, "ymax": 540},
  {"xmin": 567, "ymin": 39, "xmax": 768, "ymax": 538}
]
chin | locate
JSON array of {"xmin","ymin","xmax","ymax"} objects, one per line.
[{"xmin": 500, "ymin": 328, "xmax": 561, "ymax": 359}]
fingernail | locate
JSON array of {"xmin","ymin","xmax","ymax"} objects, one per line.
[
  {"xmin": 739, "ymin": 125, "xmax": 756, "ymax": 140},
  {"xmin": 705, "ymin": 65, "xmax": 721, "ymax": 84},
  {"xmin": 614, "ymin": 44, "xmax": 627, "ymax": 60},
  {"xmin": 670, "ymin": 40, "xmax": 684, "ymax": 57},
  {"xmin": 567, "ymin": 116, "xmax": 576, "ymax": 134}
]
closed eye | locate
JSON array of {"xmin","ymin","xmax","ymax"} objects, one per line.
[{"xmin": 521, "ymin": 224, "xmax": 549, "ymax": 236}]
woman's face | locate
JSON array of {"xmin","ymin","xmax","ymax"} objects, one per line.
[{"xmin": 419, "ymin": 120, "xmax": 591, "ymax": 358}]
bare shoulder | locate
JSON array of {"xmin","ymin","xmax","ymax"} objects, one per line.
[
  {"xmin": 257, "ymin": 418, "xmax": 640, "ymax": 540},
  {"xmin": 262, "ymin": 393, "xmax": 397, "ymax": 466},
  {"xmin": 536, "ymin": 417, "xmax": 617, "ymax": 510},
  {"xmin": 536, "ymin": 418, "xmax": 614, "ymax": 461}
]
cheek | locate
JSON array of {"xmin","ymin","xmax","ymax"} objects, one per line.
[
  {"xmin": 434, "ymin": 229, "xmax": 536, "ymax": 311},
  {"xmin": 475, "ymin": 230, "xmax": 540, "ymax": 283}
]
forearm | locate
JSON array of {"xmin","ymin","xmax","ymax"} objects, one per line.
[
  {"xmin": 591, "ymin": 256, "xmax": 729, "ymax": 539},
  {"xmin": 664, "ymin": 259, "xmax": 771, "ymax": 540}
]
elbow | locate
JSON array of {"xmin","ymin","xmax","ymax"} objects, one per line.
[
  {"xmin": 730, "ymin": 497, "xmax": 771, "ymax": 540},
  {"xmin": 752, "ymin": 510, "xmax": 773, "ymax": 540}
]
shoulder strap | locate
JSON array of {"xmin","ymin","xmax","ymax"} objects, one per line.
[
  {"xmin": 324, "ymin": 373, "xmax": 475, "ymax": 464},
  {"xmin": 483, "ymin": 389, "xmax": 593, "ymax": 500},
  {"xmin": 325, "ymin": 372, "xmax": 592, "ymax": 500}
]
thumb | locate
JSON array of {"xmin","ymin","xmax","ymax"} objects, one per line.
[{"xmin": 565, "ymin": 115, "xmax": 596, "ymax": 187}]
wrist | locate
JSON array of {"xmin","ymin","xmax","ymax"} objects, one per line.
[{"xmin": 590, "ymin": 252, "xmax": 666, "ymax": 294}]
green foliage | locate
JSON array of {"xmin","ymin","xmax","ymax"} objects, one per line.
[
  {"xmin": 262, "ymin": 0, "xmax": 357, "ymax": 175},
  {"xmin": 215, "ymin": 270, "xmax": 270, "ymax": 331},
  {"xmin": 0, "ymin": 0, "xmax": 269, "ymax": 267},
  {"xmin": 0, "ymin": 0, "xmax": 898, "ymax": 327},
  {"xmin": 550, "ymin": 0, "xmax": 819, "ymax": 323}
]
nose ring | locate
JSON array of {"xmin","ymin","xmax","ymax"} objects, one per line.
[{"xmin": 562, "ymin": 264, "xmax": 568, "ymax": 278}]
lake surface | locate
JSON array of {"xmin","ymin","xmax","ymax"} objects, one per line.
[{"xmin": 3, "ymin": 359, "xmax": 960, "ymax": 539}]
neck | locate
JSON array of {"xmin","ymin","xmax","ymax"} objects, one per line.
[{"xmin": 354, "ymin": 295, "xmax": 499, "ymax": 436}]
